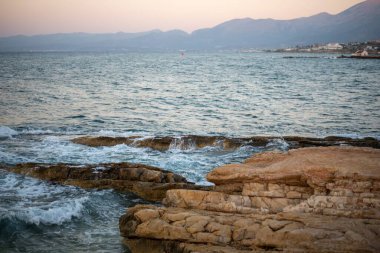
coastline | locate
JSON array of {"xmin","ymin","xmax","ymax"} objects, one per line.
[
  {"xmin": 1, "ymin": 49, "xmax": 379, "ymax": 252},
  {"xmin": 3, "ymin": 137, "xmax": 380, "ymax": 252}
]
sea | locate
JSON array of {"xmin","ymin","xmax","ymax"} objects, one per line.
[{"xmin": 0, "ymin": 52, "xmax": 379, "ymax": 252}]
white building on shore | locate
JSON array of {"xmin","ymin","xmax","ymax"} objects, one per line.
[
  {"xmin": 312, "ymin": 43, "xmax": 343, "ymax": 51},
  {"xmin": 325, "ymin": 43, "xmax": 343, "ymax": 50}
]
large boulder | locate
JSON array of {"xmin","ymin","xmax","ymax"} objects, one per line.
[{"xmin": 120, "ymin": 147, "xmax": 380, "ymax": 252}]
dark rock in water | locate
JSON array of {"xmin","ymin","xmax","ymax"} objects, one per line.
[
  {"xmin": 72, "ymin": 136, "xmax": 137, "ymax": 147},
  {"xmin": 72, "ymin": 135, "xmax": 248, "ymax": 151},
  {"xmin": 72, "ymin": 135, "xmax": 380, "ymax": 151},
  {"xmin": 120, "ymin": 147, "xmax": 380, "ymax": 252},
  {"xmin": 5, "ymin": 162, "xmax": 208, "ymax": 202},
  {"xmin": 284, "ymin": 136, "xmax": 380, "ymax": 149}
]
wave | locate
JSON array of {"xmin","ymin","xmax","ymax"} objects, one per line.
[
  {"xmin": 20, "ymin": 129, "xmax": 55, "ymax": 135},
  {"xmin": 3, "ymin": 124, "xmax": 379, "ymax": 143},
  {"xmin": 332, "ymin": 133, "xmax": 380, "ymax": 141},
  {"xmin": 266, "ymin": 138, "xmax": 290, "ymax": 151},
  {"xmin": 20, "ymin": 128, "xmax": 84, "ymax": 136},
  {"xmin": 0, "ymin": 126, "xmax": 83, "ymax": 136},
  {"xmin": 0, "ymin": 197, "xmax": 88, "ymax": 226},
  {"xmin": 96, "ymin": 129, "xmax": 150, "ymax": 137},
  {"xmin": 0, "ymin": 171, "xmax": 89, "ymax": 226},
  {"xmin": 0, "ymin": 126, "xmax": 18, "ymax": 138}
]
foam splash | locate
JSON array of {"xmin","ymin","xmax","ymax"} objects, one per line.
[
  {"xmin": 169, "ymin": 136, "xmax": 196, "ymax": 151},
  {"xmin": 0, "ymin": 126, "xmax": 18, "ymax": 138},
  {"xmin": 266, "ymin": 138, "xmax": 290, "ymax": 151},
  {"xmin": 0, "ymin": 171, "xmax": 89, "ymax": 226},
  {"xmin": 1, "ymin": 197, "xmax": 88, "ymax": 226}
]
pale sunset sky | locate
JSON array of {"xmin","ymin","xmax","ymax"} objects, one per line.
[{"xmin": 0, "ymin": 0, "xmax": 364, "ymax": 37}]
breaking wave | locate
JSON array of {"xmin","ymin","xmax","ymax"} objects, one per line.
[
  {"xmin": 0, "ymin": 126, "xmax": 18, "ymax": 138},
  {"xmin": 0, "ymin": 197, "xmax": 88, "ymax": 226},
  {"xmin": 0, "ymin": 171, "xmax": 89, "ymax": 226}
]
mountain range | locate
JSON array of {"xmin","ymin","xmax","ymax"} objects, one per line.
[{"xmin": 0, "ymin": 0, "xmax": 379, "ymax": 51}]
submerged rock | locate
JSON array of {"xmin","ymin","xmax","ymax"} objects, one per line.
[
  {"xmin": 120, "ymin": 146, "xmax": 380, "ymax": 252},
  {"xmin": 72, "ymin": 135, "xmax": 380, "ymax": 151},
  {"xmin": 5, "ymin": 162, "xmax": 208, "ymax": 202}
]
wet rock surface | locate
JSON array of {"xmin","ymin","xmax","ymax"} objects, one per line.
[
  {"xmin": 120, "ymin": 147, "xmax": 380, "ymax": 252},
  {"xmin": 72, "ymin": 135, "xmax": 380, "ymax": 151},
  {"xmin": 5, "ymin": 162, "xmax": 207, "ymax": 202}
]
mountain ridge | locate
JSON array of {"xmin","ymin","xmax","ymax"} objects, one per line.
[{"xmin": 0, "ymin": 0, "xmax": 379, "ymax": 51}]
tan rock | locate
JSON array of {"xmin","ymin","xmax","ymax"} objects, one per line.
[
  {"xmin": 286, "ymin": 191, "xmax": 302, "ymax": 198},
  {"xmin": 134, "ymin": 209, "xmax": 160, "ymax": 222},
  {"xmin": 120, "ymin": 204, "xmax": 380, "ymax": 252},
  {"xmin": 207, "ymin": 147, "xmax": 380, "ymax": 185},
  {"xmin": 164, "ymin": 189, "xmax": 263, "ymax": 214},
  {"xmin": 120, "ymin": 147, "xmax": 380, "ymax": 252},
  {"xmin": 6, "ymin": 162, "xmax": 207, "ymax": 202}
]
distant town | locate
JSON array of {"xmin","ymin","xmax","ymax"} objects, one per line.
[{"xmin": 268, "ymin": 40, "xmax": 380, "ymax": 55}]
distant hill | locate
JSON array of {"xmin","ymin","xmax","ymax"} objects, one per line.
[{"xmin": 0, "ymin": 0, "xmax": 379, "ymax": 51}]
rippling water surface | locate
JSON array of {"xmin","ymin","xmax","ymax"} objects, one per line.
[{"xmin": 0, "ymin": 52, "xmax": 379, "ymax": 252}]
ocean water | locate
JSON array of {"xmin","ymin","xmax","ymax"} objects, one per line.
[{"xmin": 0, "ymin": 52, "xmax": 379, "ymax": 252}]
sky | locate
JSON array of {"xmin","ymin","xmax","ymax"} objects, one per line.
[{"xmin": 0, "ymin": 0, "xmax": 364, "ymax": 37}]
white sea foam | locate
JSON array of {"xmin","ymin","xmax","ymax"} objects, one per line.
[
  {"xmin": 96, "ymin": 129, "xmax": 150, "ymax": 137},
  {"xmin": 0, "ymin": 149, "xmax": 30, "ymax": 164},
  {"xmin": 0, "ymin": 126, "xmax": 18, "ymax": 137},
  {"xmin": 1, "ymin": 197, "xmax": 88, "ymax": 225},
  {"xmin": 20, "ymin": 129, "xmax": 55, "ymax": 135},
  {"xmin": 19, "ymin": 197, "xmax": 88, "ymax": 225},
  {"xmin": 168, "ymin": 137, "xmax": 196, "ymax": 152},
  {"xmin": 266, "ymin": 138, "xmax": 290, "ymax": 151},
  {"xmin": 0, "ymin": 172, "xmax": 21, "ymax": 189},
  {"xmin": 0, "ymin": 171, "xmax": 89, "ymax": 225},
  {"xmin": 0, "ymin": 172, "xmax": 76, "ymax": 199},
  {"xmin": 96, "ymin": 130, "xmax": 123, "ymax": 136}
]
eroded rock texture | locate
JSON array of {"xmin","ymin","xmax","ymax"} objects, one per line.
[
  {"xmin": 72, "ymin": 135, "xmax": 380, "ymax": 151},
  {"xmin": 6, "ymin": 162, "xmax": 206, "ymax": 201},
  {"xmin": 120, "ymin": 147, "xmax": 380, "ymax": 252}
]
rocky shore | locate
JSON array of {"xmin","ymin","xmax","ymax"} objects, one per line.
[
  {"xmin": 72, "ymin": 135, "xmax": 380, "ymax": 151},
  {"xmin": 5, "ymin": 162, "xmax": 208, "ymax": 202},
  {"xmin": 120, "ymin": 146, "xmax": 380, "ymax": 252},
  {"xmin": 3, "ymin": 139, "xmax": 380, "ymax": 252}
]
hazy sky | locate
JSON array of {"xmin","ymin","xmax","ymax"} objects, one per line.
[{"xmin": 0, "ymin": 0, "xmax": 364, "ymax": 37}]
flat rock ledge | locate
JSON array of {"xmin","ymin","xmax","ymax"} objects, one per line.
[
  {"xmin": 5, "ymin": 162, "xmax": 208, "ymax": 202},
  {"xmin": 120, "ymin": 146, "xmax": 380, "ymax": 252},
  {"xmin": 72, "ymin": 135, "xmax": 380, "ymax": 151}
]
